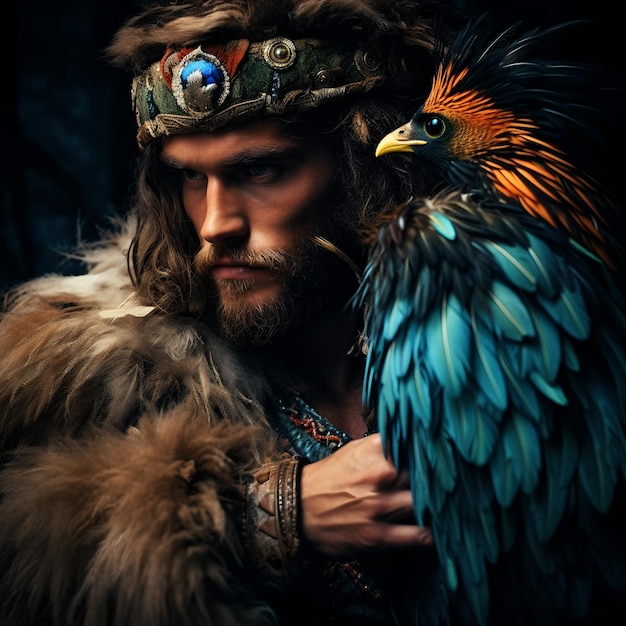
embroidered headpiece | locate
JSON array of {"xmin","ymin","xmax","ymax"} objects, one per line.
[{"xmin": 132, "ymin": 36, "xmax": 385, "ymax": 149}]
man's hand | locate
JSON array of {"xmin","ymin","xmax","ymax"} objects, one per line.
[{"xmin": 299, "ymin": 433, "xmax": 433, "ymax": 560}]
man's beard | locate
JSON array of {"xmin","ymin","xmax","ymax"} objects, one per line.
[{"xmin": 194, "ymin": 232, "xmax": 359, "ymax": 345}]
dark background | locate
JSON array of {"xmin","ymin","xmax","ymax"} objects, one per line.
[{"xmin": 1, "ymin": 1, "xmax": 622, "ymax": 294}]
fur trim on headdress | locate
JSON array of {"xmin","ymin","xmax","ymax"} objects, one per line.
[{"xmin": 107, "ymin": 0, "xmax": 439, "ymax": 71}]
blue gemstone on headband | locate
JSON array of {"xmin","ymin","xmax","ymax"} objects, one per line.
[{"xmin": 181, "ymin": 60, "xmax": 223, "ymax": 88}]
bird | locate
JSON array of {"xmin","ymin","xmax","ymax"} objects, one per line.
[{"xmin": 356, "ymin": 15, "xmax": 626, "ymax": 626}]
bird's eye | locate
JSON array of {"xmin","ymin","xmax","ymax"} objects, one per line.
[{"xmin": 424, "ymin": 116, "xmax": 446, "ymax": 138}]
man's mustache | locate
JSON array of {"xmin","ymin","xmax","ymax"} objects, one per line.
[{"xmin": 194, "ymin": 246, "xmax": 291, "ymax": 274}]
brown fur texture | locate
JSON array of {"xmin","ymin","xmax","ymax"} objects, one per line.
[
  {"xmin": 0, "ymin": 411, "xmax": 277, "ymax": 626},
  {"xmin": 107, "ymin": 0, "xmax": 441, "ymax": 71},
  {"xmin": 0, "ymin": 220, "xmax": 281, "ymax": 625}
]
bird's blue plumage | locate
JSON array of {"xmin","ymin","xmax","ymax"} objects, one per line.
[{"xmin": 356, "ymin": 188, "xmax": 626, "ymax": 625}]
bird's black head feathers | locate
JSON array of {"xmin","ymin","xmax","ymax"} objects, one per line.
[{"xmin": 424, "ymin": 14, "xmax": 623, "ymax": 182}]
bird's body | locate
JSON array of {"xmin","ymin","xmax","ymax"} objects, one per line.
[{"xmin": 359, "ymin": 16, "xmax": 626, "ymax": 626}]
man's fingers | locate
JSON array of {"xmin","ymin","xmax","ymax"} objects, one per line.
[
  {"xmin": 373, "ymin": 521, "xmax": 434, "ymax": 548},
  {"xmin": 378, "ymin": 489, "xmax": 415, "ymax": 520}
]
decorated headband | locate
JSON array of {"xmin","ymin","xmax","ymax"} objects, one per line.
[{"xmin": 132, "ymin": 36, "xmax": 385, "ymax": 148}]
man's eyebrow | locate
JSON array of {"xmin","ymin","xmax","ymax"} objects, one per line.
[
  {"xmin": 225, "ymin": 144, "xmax": 304, "ymax": 164},
  {"xmin": 159, "ymin": 144, "xmax": 305, "ymax": 169},
  {"xmin": 159, "ymin": 154, "xmax": 185, "ymax": 169}
]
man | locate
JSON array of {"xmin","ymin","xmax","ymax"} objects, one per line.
[{"xmin": 0, "ymin": 1, "xmax": 452, "ymax": 624}]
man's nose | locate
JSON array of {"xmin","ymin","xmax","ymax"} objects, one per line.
[{"xmin": 199, "ymin": 178, "xmax": 248, "ymax": 243}]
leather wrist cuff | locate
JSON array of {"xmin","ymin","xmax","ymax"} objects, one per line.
[{"xmin": 244, "ymin": 455, "xmax": 312, "ymax": 584}]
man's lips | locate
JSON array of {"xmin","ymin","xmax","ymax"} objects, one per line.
[{"xmin": 210, "ymin": 262, "xmax": 274, "ymax": 280}]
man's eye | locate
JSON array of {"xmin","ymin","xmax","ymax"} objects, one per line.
[
  {"xmin": 245, "ymin": 163, "xmax": 279, "ymax": 179},
  {"xmin": 182, "ymin": 169, "xmax": 206, "ymax": 182}
]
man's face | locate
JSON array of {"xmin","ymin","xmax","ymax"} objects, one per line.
[{"xmin": 161, "ymin": 119, "xmax": 356, "ymax": 344}]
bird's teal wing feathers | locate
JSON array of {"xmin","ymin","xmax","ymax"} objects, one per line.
[{"xmin": 357, "ymin": 189, "xmax": 626, "ymax": 625}]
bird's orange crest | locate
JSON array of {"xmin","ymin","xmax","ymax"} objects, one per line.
[{"xmin": 422, "ymin": 55, "xmax": 616, "ymax": 268}]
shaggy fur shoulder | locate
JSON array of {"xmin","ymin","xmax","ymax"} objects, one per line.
[
  {"xmin": 0, "ymin": 219, "xmax": 271, "ymax": 453},
  {"xmin": 0, "ymin": 219, "xmax": 282, "ymax": 625}
]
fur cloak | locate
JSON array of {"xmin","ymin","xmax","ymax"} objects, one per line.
[{"xmin": 0, "ymin": 218, "xmax": 281, "ymax": 626}]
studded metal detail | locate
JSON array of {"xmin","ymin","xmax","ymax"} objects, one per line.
[
  {"xmin": 312, "ymin": 69, "xmax": 335, "ymax": 88},
  {"xmin": 354, "ymin": 49, "xmax": 382, "ymax": 76},
  {"xmin": 262, "ymin": 37, "xmax": 297, "ymax": 70}
]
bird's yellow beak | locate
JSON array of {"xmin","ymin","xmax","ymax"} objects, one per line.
[{"xmin": 375, "ymin": 122, "xmax": 427, "ymax": 157}]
